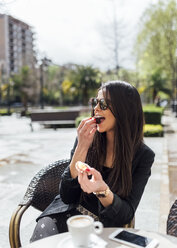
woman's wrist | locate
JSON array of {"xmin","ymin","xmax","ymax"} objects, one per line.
[
  {"xmin": 93, "ymin": 183, "xmax": 114, "ymax": 207},
  {"xmin": 98, "ymin": 190, "xmax": 114, "ymax": 207},
  {"xmin": 93, "ymin": 186, "xmax": 110, "ymax": 198}
]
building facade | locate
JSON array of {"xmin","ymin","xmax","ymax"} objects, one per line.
[{"xmin": 0, "ymin": 14, "xmax": 36, "ymax": 77}]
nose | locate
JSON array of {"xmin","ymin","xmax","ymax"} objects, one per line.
[{"xmin": 94, "ymin": 102, "xmax": 101, "ymax": 112}]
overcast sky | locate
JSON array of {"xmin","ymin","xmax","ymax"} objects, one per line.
[{"xmin": 1, "ymin": 0, "xmax": 159, "ymax": 70}]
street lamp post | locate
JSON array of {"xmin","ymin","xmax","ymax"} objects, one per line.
[
  {"xmin": 0, "ymin": 64, "xmax": 6, "ymax": 105},
  {"xmin": 7, "ymin": 78, "xmax": 14, "ymax": 115},
  {"xmin": 40, "ymin": 62, "xmax": 44, "ymax": 109},
  {"xmin": 39, "ymin": 57, "xmax": 51, "ymax": 109}
]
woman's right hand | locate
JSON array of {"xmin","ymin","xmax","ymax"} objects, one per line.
[
  {"xmin": 69, "ymin": 117, "xmax": 97, "ymax": 179},
  {"xmin": 77, "ymin": 117, "xmax": 97, "ymax": 151}
]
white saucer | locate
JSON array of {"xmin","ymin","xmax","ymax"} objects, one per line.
[
  {"xmin": 57, "ymin": 233, "xmax": 107, "ymax": 248},
  {"xmin": 57, "ymin": 234, "xmax": 74, "ymax": 248}
]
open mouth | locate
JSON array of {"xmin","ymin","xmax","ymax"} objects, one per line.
[{"xmin": 94, "ymin": 116, "xmax": 105, "ymax": 124}]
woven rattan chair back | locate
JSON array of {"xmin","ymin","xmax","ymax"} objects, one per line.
[
  {"xmin": 22, "ymin": 159, "xmax": 70, "ymax": 211},
  {"xmin": 9, "ymin": 159, "xmax": 70, "ymax": 248},
  {"xmin": 167, "ymin": 199, "xmax": 177, "ymax": 237}
]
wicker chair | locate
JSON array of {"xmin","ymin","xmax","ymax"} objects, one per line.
[
  {"xmin": 9, "ymin": 159, "xmax": 70, "ymax": 248},
  {"xmin": 167, "ymin": 199, "xmax": 177, "ymax": 237},
  {"xmin": 9, "ymin": 159, "xmax": 135, "ymax": 248}
]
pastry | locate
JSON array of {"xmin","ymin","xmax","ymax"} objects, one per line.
[{"xmin": 75, "ymin": 161, "xmax": 90, "ymax": 172}]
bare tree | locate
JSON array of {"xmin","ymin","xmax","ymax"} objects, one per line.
[{"xmin": 97, "ymin": 0, "xmax": 130, "ymax": 76}]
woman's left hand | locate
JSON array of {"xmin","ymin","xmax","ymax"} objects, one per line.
[{"xmin": 77, "ymin": 168, "xmax": 108, "ymax": 194}]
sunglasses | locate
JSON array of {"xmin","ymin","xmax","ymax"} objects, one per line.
[{"xmin": 90, "ymin": 97, "xmax": 110, "ymax": 110}]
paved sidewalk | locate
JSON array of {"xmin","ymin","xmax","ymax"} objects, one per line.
[
  {"xmin": 163, "ymin": 110, "xmax": 177, "ymax": 206},
  {"xmin": 157, "ymin": 109, "xmax": 177, "ymax": 233}
]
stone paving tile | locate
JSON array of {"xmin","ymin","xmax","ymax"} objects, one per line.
[
  {"xmin": 163, "ymin": 112, "xmax": 177, "ymax": 207},
  {"xmin": 135, "ymin": 138, "xmax": 164, "ymax": 233}
]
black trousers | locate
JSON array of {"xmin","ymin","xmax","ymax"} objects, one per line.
[
  {"xmin": 30, "ymin": 209, "xmax": 81, "ymax": 243},
  {"xmin": 30, "ymin": 215, "xmax": 59, "ymax": 243}
]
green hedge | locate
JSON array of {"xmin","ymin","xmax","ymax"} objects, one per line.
[
  {"xmin": 75, "ymin": 114, "xmax": 90, "ymax": 127},
  {"xmin": 0, "ymin": 108, "xmax": 12, "ymax": 115},
  {"xmin": 143, "ymin": 105, "xmax": 164, "ymax": 125},
  {"xmin": 143, "ymin": 124, "xmax": 163, "ymax": 137}
]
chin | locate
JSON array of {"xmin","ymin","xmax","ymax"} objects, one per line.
[{"xmin": 97, "ymin": 126, "xmax": 105, "ymax": 133}]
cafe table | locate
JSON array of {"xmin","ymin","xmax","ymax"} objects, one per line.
[{"xmin": 22, "ymin": 228, "xmax": 177, "ymax": 248}]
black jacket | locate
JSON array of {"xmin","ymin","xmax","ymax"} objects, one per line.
[{"xmin": 39, "ymin": 139, "xmax": 155, "ymax": 227}]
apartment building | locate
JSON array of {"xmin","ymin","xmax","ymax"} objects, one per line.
[{"xmin": 0, "ymin": 14, "xmax": 36, "ymax": 77}]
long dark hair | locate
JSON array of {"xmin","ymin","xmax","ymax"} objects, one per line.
[{"xmin": 86, "ymin": 80, "xmax": 144, "ymax": 197}]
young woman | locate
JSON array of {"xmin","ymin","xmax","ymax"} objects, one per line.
[{"xmin": 30, "ymin": 80, "xmax": 155, "ymax": 242}]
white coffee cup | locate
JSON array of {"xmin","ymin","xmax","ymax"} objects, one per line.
[{"xmin": 67, "ymin": 215, "xmax": 103, "ymax": 248}]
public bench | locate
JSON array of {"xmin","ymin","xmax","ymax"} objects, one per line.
[{"xmin": 30, "ymin": 109, "xmax": 80, "ymax": 131}]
